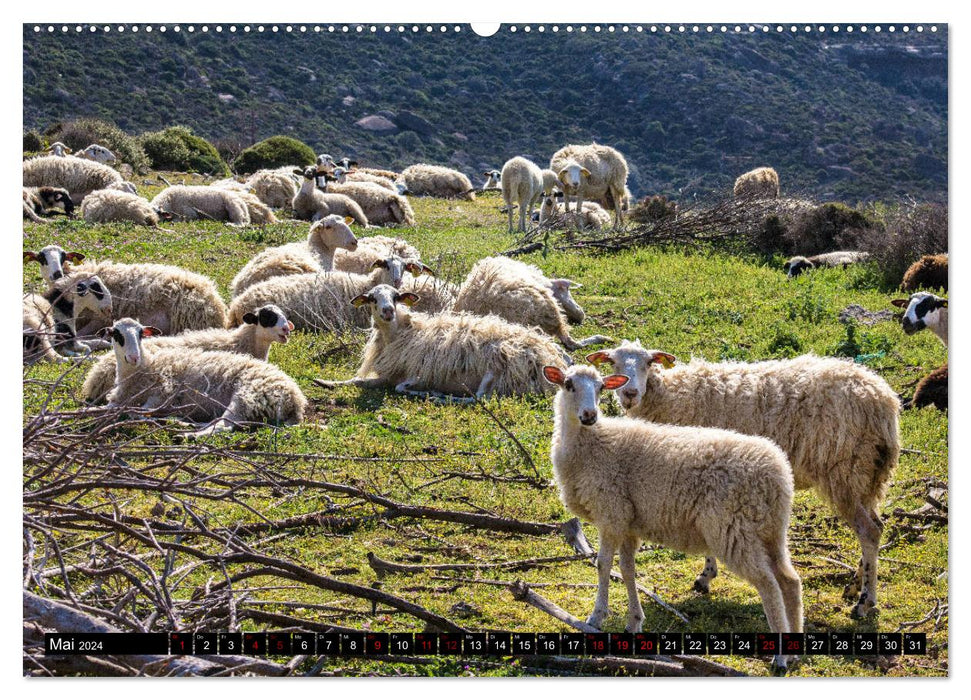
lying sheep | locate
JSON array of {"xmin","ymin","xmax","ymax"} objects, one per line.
[
  {"xmin": 245, "ymin": 169, "xmax": 300, "ymax": 208},
  {"xmin": 901, "ymin": 253, "xmax": 948, "ymax": 292},
  {"xmin": 332, "ymin": 166, "xmax": 397, "ymax": 192},
  {"xmin": 230, "ymin": 215, "xmax": 359, "ymax": 297},
  {"xmin": 501, "ymin": 157, "xmax": 546, "ymax": 233},
  {"xmin": 912, "ymin": 363, "xmax": 947, "ymax": 411},
  {"xmin": 321, "ymin": 174, "xmax": 416, "ymax": 226},
  {"xmin": 452, "ymin": 257, "xmax": 610, "ymax": 350},
  {"xmin": 236, "ymin": 191, "xmax": 278, "ymax": 224},
  {"xmin": 82, "ymin": 304, "xmax": 294, "ymax": 404},
  {"xmin": 399, "ymin": 272, "xmax": 459, "ymax": 314},
  {"xmin": 23, "ymin": 295, "xmax": 60, "ymax": 363},
  {"xmin": 228, "ymin": 255, "xmax": 417, "ymax": 331},
  {"xmin": 550, "ymin": 144, "xmax": 629, "ymax": 228},
  {"xmin": 892, "ymin": 293, "xmax": 948, "ymax": 345},
  {"xmin": 23, "ymin": 155, "xmax": 126, "ymax": 202},
  {"xmin": 102, "ymin": 318, "xmax": 306, "ymax": 437},
  {"xmin": 150, "ymin": 185, "xmax": 253, "ymax": 226},
  {"xmin": 78, "ymin": 144, "xmax": 117, "ymax": 164},
  {"xmin": 539, "ymin": 194, "xmax": 612, "ymax": 230},
  {"xmin": 23, "ymin": 186, "xmax": 74, "ymax": 223},
  {"xmin": 24, "ymin": 245, "xmax": 86, "ymax": 288},
  {"xmin": 315, "ymin": 284, "xmax": 568, "ymax": 402},
  {"xmin": 292, "ymin": 167, "xmax": 369, "ymax": 226},
  {"xmin": 544, "ymin": 364, "xmax": 801, "ymax": 669},
  {"xmin": 588, "ymin": 341, "xmax": 900, "ymax": 619},
  {"xmin": 333, "ymin": 235, "xmax": 421, "ymax": 275},
  {"xmin": 47, "ymin": 142, "xmax": 71, "ymax": 157},
  {"xmin": 784, "ymin": 251, "xmax": 870, "ymax": 277},
  {"xmin": 23, "ymin": 273, "xmax": 112, "ymax": 362},
  {"xmin": 398, "ymin": 163, "xmax": 475, "ymax": 201},
  {"xmin": 482, "ymin": 169, "xmax": 501, "ymax": 190},
  {"xmin": 734, "ymin": 167, "xmax": 781, "ymax": 199},
  {"xmin": 79, "ymin": 189, "xmax": 171, "ymax": 226},
  {"xmin": 591, "ymin": 184, "xmax": 632, "ymax": 214}
]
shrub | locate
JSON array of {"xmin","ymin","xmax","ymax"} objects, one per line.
[
  {"xmin": 232, "ymin": 136, "xmax": 316, "ymax": 174},
  {"xmin": 45, "ymin": 118, "xmax": 150, "ymax": 172},
  {"xmin": 139, "ymin": 126, "xmax": 229, "ymax": 175},
  {"xmin": 23, "ymin": 131, "xmax": 43, "ymax": 153},
  {"xmin": 629, "ymin": 195, "xmax": 678, "ymax": 225},
  {"xmin": 848, "ymin": 202, "xmax": 947, "ymax": 289},
  {"xmin": 782, "ymin": 202, "xmax": 879, "ymax": 255}
]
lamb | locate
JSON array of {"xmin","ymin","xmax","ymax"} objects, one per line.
[
  {"xmin": 784, "ymin": 251, "xmax": 870, "ymax": 277},
  {"xmin": 245, "ymin": 168, "xmax": 300, "ymax": 209},
  {"xmin": 24, "ymin": 245, "xmax": 86, "ymax": 287},
  {"xmin": 452, "ymin": 256, "xmax": 610, "ymax": 350},
  {"xmin": 23, "ymin": 272, "xmax": 113, "ymax": 361},
  {"xmin": 734, "ymin": 167, "xmax": 781, "ymax": 199},
  {"xmin": 331, "ymin": 166, "xmax": 397, "ymax": 192},
  {"xmin": 228, "ymin": 254, "xmax": 418, "ymax": 331},
  {"xmin": 397, "ymin": 164, "xmax": 475, "ymax": 201},
  {"xmin": 101, "ymin": 318, "xmax": 306, "ymax": 437},
  {"xmin": 543, "ymin": 363, "xmax": 801, "ymax": 670},
  {"xmin": 78, "ymin": 144, "xmax": 117, "ymax": 164},
  {"xmin": 82, "ymin": 304, "xmax": 294, "ymax": 404},
  {"xmin": 79, "ymin": 189, "xmax": 171, "ymax": 226},
  {"xmin": 500, "ymin": 156, "xmax": 546, "ymax": 233},
  {"xmin": 230, "ymin": 215, "xmax": 359, "ymax": 297},
  {"xmin": 901, "ymin": 254, "xmax": 948, "ymax": 292},
  {"xmin": 892, "ymin": 293, "xmax": 948, "ymax": 345},
  {"xmin": 23, "ymin": 186, "xmax": 74, "ymax": 223},
  {"xmin": 539, "ymin": 194, "xmax": 612, "ymax": 230},
  {"xmin": 549, "ymin": 144, "xmax": 629, "ymax": 228},
  {"xmin": 482, "ymin": 169, "xmax": 501, "ymax": 190},
  {"xmin": 321, "ymin": 175, "xmax": 416, "ymax": 227},
  {"xmin": 332, "ymin": 235, "xmax": 421, "ymax": 275},
  {"xmin": 314, "ymin": 284, "xmax": 569, "ymax": 402},
  {"xmin": 150, "ymin": 185, "xmax": 252, "ymax": 226},
  {"xmin": 587, "ymin": 341, "xmax": 900, "ymax": 619},
  {"xmin": 292, "ymin": 167, "xmax": 369, "ymax": 226},
  {"xmin": 911, "ymin": 363, "xmax": 947, "ymax": 411},
  {"xmin": 23, "ymin": 155, "xmax": 126, "ymax": 202}
]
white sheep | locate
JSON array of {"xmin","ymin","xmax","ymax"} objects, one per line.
[
  {"xmin": 23, "ymin": 186, "xmax": 75, "ymax": 223},
  {"xmin": 539, "ymin": 194, "xmax": 612, "ymax": 230},
  {"xmin": 315, "ymin": 284, "xmax": 569, "ymax": 402},
  {"xmin": 101, "ymin": 318, "xmax": 306, "ymax": 437},
  {"xmin": 543, "ymin": 363, "xmax": 801, "ymax": 669},
  {"xmin": 23, "ymin": 155, "xmax": 126, "ymax": 202},
  {"xmin": 236, "ymin": 190, "xmax": 278, "ymax": 224},
  {"xmin": 78, "ymin": 144, "xmax": 117, "ymax": 164},
  {"xmin": 734, "ymin": 167, "xmax": 780, "ymax": 199},
  {"xmin": 892, "ymin": 293, "xmax": 948, "ymax": 346},
  {"xmin": 79, "ymin": 189, "xmax": 171, "ymax": 226},
  {"xmin": 500, "ymin": 157, "xmax": 546, "ymax": 234},
  {"xmin": 82, "ymin": 304, "xmax": 294, "ymax": 404},
  {"xmin": 549, "ymin": 144, "xmax": 629, "ymax": 228},
  {"xmin": 784, "ymin": 251, "xmax": 870, "ymax": 278},
  {"xmin": 230, "ymin": 215, "xmax": 359, "ymax": 297},
  {"xmin": 588, "ymin": 341, "xmax": 900, "ymax": 618},
  {"xmin": 321, "ymin": 174, "xmax": 416, "ymax": 227},
  {"xmin": 23, "ymin": 272, "xmax": 113, "ymax": 361},
  {"xmin": 24, "ymin": 245, "xmax": 86, "ymax": 288},
  {"xmin": 331, "ymin": 166, "xmax": 397, "ymax": 192},
  {"xmin": 245, "ymin": 168, "xmax": 301, "ymax": 208},
  {"xmin": 47, "ymin": 142, "xmax": 71, "ymax": 157},
  {"xmin": 482, "ymin": 169, "xmax": 501, "ymax": 190},
  {"xmin": 332, "ymin": 234, "xmax": 422, "ymax": 275},
  {"xmin": 397, "ymin": 163, "xmax": 475, "ymax": 201},
  {"xmin": 150, "ymin": 185, "xmax": 254, "ymax": 226},
  {"xmin": 452, "ymin": 257, "xmax": 610, "ymax": 350},
  {"xmin": 399, "ymin": 272, "xmax": 459, "ymax": 314},
  {"xmin": 292, "ymin": 167, "xmax": 369, "ymax": 225}
]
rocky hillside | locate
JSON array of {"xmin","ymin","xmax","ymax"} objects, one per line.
[{"xmin": 23, "ymin": 24, "xmax": 947, "ymax": 201}]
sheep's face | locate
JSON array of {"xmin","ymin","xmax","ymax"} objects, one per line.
[
  {"xmin": 243, "ymin": 304, "xmax": 294, "ymax": 345},
  {"xmin": 48, "ymin": 142, "xmax": 71, "ymax": 156},
  {"xmin": 372, "ymin": 255, "xmax": 411, "ymax": 288},
  {"xmin": 332, "ymin": 167, "xmax": 349, "ymax": 184},
  {"xmin": 351, "ymin": 284, "xmax": 419, "ymax": 326},
  {"xmin": 784, "ymin": 257, "xmax": 813, "ymax": 278},
  {"xmin": 38, "ymin": 187, "xmax": 75, "ymax": 215},
  {"xmin": 72, "ymin": 275, "xmax": 113, "ymax": 318},
  {"xmin": 100, "ymin": 318, "xmax": 161, "ymax": 367},
  {"xmin": 82, "ymin": 144, "xmax": 117, "ymax": 163},
  {"xmin": 112, "ymin": 181, "xmax": 138, "ymax": 195},
  {"xmin": 483, "ymin": 170, "xmax": 501, "ymax": 188},
  {"xmin": 312, "ymin": 215, "xmax": 358, "ymax": 252},
  {"xmin": 548, "ymin": 279, "xmax": 585, "ymax": 324},
  {"xmin": 892, "ymin": 293, "xmax": 947, "ymax": 336},
  {"xmin": 557, "ymin": 163, "xmax": 591, "ymax": 192},
  {"xmin": 317, "ymin": 154, "xmax": 336, "ymax": 169},
  {"xmin": 24, "ymin": 245, "xmax": 85, "ymax": 285},
  {"xmin": 586, "ymin": 340, "xmax": 676, "ymax": 411},
  {"xmin": 544, "ymin": 364, "xmax": 629, "ymax": 426}
]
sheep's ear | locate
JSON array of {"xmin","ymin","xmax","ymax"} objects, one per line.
[
  {"xmin": 580, "ymin": 168, "xmax": 591, "ymax": 178},
  {"xmin": 603, "ymin": 374, "xmax": 630, "ymax": 390},
  {"xmin": 242, "ymin": 312, "xmax": 258, "ymax": 325},
  {"xmin": 351, "ymin": 294, "xmax": 371, "ymax": 308},
  {"xmin": 585, "ymin": 351, "xmax": 613, "ymax": 366},
  {"xmin": 347, "ymin": 160, "xmax": 359, "ymax": 167},
  {"xmin": 396, "ymin": 292, "xmax": 420, "ymax": 307},
  {"xmin": 782, "ymin": 262, "xmax": 791, "ymax": 273},
  {"xmin": 543, "ymin": 366, "xmax": 565, "ymax": 386},
  {"xmin": 371, "ymin": 259, "xmax": 389, "ymax": 269},
  {"xmin": 65, "ymin": 252, "xmax": 86, "ymax": 263},
  {"xmin": 890, "ymin": 299, "xmax": 909, "ymax": 308},
  {"xmin": 554, "ymin": 191, "xmax": 565, "ymax": 200},
  {"xmin": 24, "ymin": 251, "xmax": 38, "ymax": 263},
  {"xmin": 141, "ymin": 326, "xmax": 162, "ymax": 338},
  {"xmin": 293, "ymin": 168, "xmax": 305, "ymax": 176},
  {"xmin": 344, "ymin": 216, "xmax": 355, "ymax": 225},
  {"xmin": 97, "ymin": 326, "xmax": 113, "ymax": 339},
  {"xmin": 557, "ymin": 169, "xmax": 570, "ymax": 186},
  {"xmin": 650, "ymin": 352, "xmax": 677, "ymax": 369}
]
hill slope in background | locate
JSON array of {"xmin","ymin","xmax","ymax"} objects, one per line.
[{"xmin": 23, "ymin": 24, "xmax": 947, "ymax": 201}]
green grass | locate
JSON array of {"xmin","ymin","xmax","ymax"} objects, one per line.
[{"xmin": 23, "ymin": 184, "xmax": 948, "ymax": 677}]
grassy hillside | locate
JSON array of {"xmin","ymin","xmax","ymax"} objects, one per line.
[
  {"xmin": 23, "ymin": 24, "xmax": 947, "ymax": 201},
  {"xmin": 23, "ymin": 183, "xmax": 948, "ymax": 677}
]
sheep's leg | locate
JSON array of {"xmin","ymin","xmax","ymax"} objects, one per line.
[
  {"xmin": 610, "ymin": 184, "xmax": 625, "ymax": 229},
  {"xmin": 474, "ymin": 371, "xmax": 495, "ymax": 400},
  {"xmin": 693, "ymin": 556, "xmax": 719, "ymax": 594},
  {"xmin": 587, "ymin": 532, "xmax": 619, "ymax": 630},
  {"xmin": 559, "ymin": 333, "xmax": 613, "ymax": 351},
  {"xmin": 618, "ymin": 537, "xmax": 644, "ymax": 633},
  {"xmin": 849, "ymin": 506, "xmax": 883, "ymax": 619},
  {"xmin": 842, "ymin": 557, "xmax": 864, "ymax": 602},
  {"xmin": 313, "ymin": 376, "xmax": 388, "ymax": 390},
  {"xmin": 770, "ymin": 548, "xmax": 804, "ymax": 634},
  {"xmin": 746, "ymin": 563, "xmax": 791, "ymax": 672},
  {"xmin": 394, "ymin": 379, "xmax": 478, "ymax": 405}
]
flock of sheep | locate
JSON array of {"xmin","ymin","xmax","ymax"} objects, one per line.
[{"xmin": 22, "ymin": 139, "xmax": 948, "ymax": 670}]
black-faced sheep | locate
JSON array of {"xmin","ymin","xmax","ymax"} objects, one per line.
[
  {"xmin": 892, "ymin": 293, "xmax": 947, "ymax": 346},
  {"xmin": 24, "ymin": 272, "xmax": 113, "ymax": 361},
  {"xmin": 23, "ymin": 186, "xmax": 74, "ymax": 223},
  {"xmin": 734, "ymin": 167, "xmax": 780, "ymax": 199},
  {"xmin": 550, "ymin": 144, "xmax": 629, "ymax": 228},
  {"xmin": 398, "ymin": 163, "xmax": 475, "ymax": 201},
  {"xmin": 482, "ymin": 169, "xmax": 501, "ymax": 190},
  {"xmin": 24, "ymin": 245, "xmax": 86, "ymax": 288},
  {"xmin": 784, "ymin": 251, "xmax": 870, "ymax": 278},
  {"xmin": 901, "ymin": 254, "xmax": 948, "ymax": 292}
]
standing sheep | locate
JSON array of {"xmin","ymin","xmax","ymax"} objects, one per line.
[
  {"xmin": 79, "ymin": 189, "xmax": 172, "ymax": 226},
  {"xmin": 544, "ymin": 364, "xmax": 801, "ymax": 670},
  {"xmin": 587, "ymin": 341, "xmax": 900, "ymax": 618},
  {"xmin": 783, "ymin": 251, "xmax": 870, "ymax": 278},
  {"xmin": 892, "ymin": 293, "xmax": 947, "ymax": 345},
  {"xmin": 150, "ymin": 185, "xmax": 252, "ymax": 226},
  {"xmin": 500, "ymin": 157, "xmax": 545, "ymax": 234},
  {"xmin": 734, "ymin": 167, "xmax": 780, "ymax": 199},
  {"xmin": 23, "ymin": 155, "xmax": 126, "ymax": 202},
  {"xmin": 101, "ymin": 318, "xmax": 306, "ymax": 437},
  {"xmin": 398, "ymin": 164, "xmax": 475, "ymax": 201},
  {"xmin": 901, "ymin": 254, "xmax": 948, "ymax": 292},
  {"xmin": 550, "ymin": 144, "xmax": 629, "ymax": 228},
  {"xmin": 292, "ymin": 167, "xmax": 369, "ymax": 226},
  {"xmin": 23, "ymin": 187, "xmax": 74, "ymax": 223}
]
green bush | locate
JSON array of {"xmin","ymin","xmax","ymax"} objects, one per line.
[
  {"xmin": 849, "ymin": 202, "xmax": 947, "ymax": 289},
  {"xmin": 232, "ymin": 136, "xmax": 316, "ymax": 175},
  {"xmin": 139, "ymin": 126, "xmax": 228, "ymax": 175},
  {"xmin": 783, "ymin": 202, "xmax": 879, "ymax": 256},
  {"xmin": 23, "ymin": 131, "xmax": 43, "ymax": 153},
  {"xmin": 45, "ymin": 118, "xmax": 150, "ymax": 172}
]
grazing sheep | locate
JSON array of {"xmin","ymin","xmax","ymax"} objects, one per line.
[
  {"xmin": 246, "ymin": 168, "xmax": 300, "ymax": 209},
  {"xmin": 24, "ymin": 272, "xmax": 113, "ymax": 360},
  {"xmin": 79, "ymin": 189, "xmax": 171, "ymax": 226},
  {"xmin": 47, "ymin": 142, "xmax": 71, "ymax": 157},
  {"xmin": 539, "ymin": 194, "xmax": 612, "ymax": 230},
  {"xmin": 292, "ymin": 167, "xmax": 369, "ymax": 226},
  {"xmin": 734, "ymin": 167, "xmax": 780, "ymax": 199},
  {"xmin": 550, "ymin": 144, "xmax": 629, "ymax": 228},
  {"xmin": 588, "ymin": 341, "xmax": 900, "ymax": 618},
  {"xmin": 315, "ymin": 284, "xmax": 569, "ymax": 402},
  {"xmin": 23, "ymin": 155, "xmax": 126, "ymax": 202},
  {"xmin": 892, "ymin": 293, "xmax": 948, "ymax": 346},
  {"xmin": 452, "ymin": 257, "xmax": 610, "ymax": 350},
  {"xmin": 102, "ymin": 318, "xmax": 306, "ymax": 437},
  {"xmin": 332, "ymin": 166, "xmax": 397, "ymax": 192},
  {"xmin": 544, "ymin": 364, "xmax": 801, "ymax": 669},
  {"xmin": 228, "ymin": 254, "xmax": 416, "ymax": 331},
  {"xmin": 150, "ymin": 185, "xmax": 252, "ymax": 226},
  {"xmin": 82, "ymin": 304, "xmax": 294, "ymax": 404},
  {"xmin": 398, "ymin": 163, "xmax": 475, "ymax": 201},
  {"xmin": 784, "ymin": 251, "xmax": 870, "ymax": 277},
  {"xmin": 321, "ymin": 175, "xmax": 416, "ymax": 227},
  {"xmin": 24, "ymin": 245, "xmax": 86, "ymax": 288},
  {"xmin": 901, "ymin": 254, "xmax": 948, "ymax": 292},
  {"xmin": 333, "ymin": 235, "xmax": 422, "ymax": 275},
  {"xmin": 23, "ymin": 186, "xmax": 74, "ymax": 223},
  {"xmin": 78, "ymin": 144, "xmax": 117, "ymax": 164},
  {"xmin": 912, "ymin": 363, "xmax": 947, "ymax": 411},
  {"xmin": 501, "ymin": 157, "xmax": 546, "ymax": 233},
  {"xmin": 482, "ymin": 169, "xmax": 501, "ymax": 190},
  {"xmin": 230, "ymin": 215, "xmax": 359, "ymax": 297}
]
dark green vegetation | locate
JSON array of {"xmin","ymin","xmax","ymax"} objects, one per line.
[
  {"xmin": 23, "ymin": 24, "xmax": 947, "ymax": 201},
  {"xmin": 138, "ymin": 125, "xmax": 229, "ymax": 175},
  {"xmin": 233, "ymin": 135, "xmax": 317, "ymax": 174},
  {"xmin": 23, "ymin": 181, "xmax": 947, "ymax": 677}
]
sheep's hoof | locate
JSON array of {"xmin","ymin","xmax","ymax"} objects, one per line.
[{"xmin": 692, "ymin": 578, "xmax": 711, "ymax": 595}]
